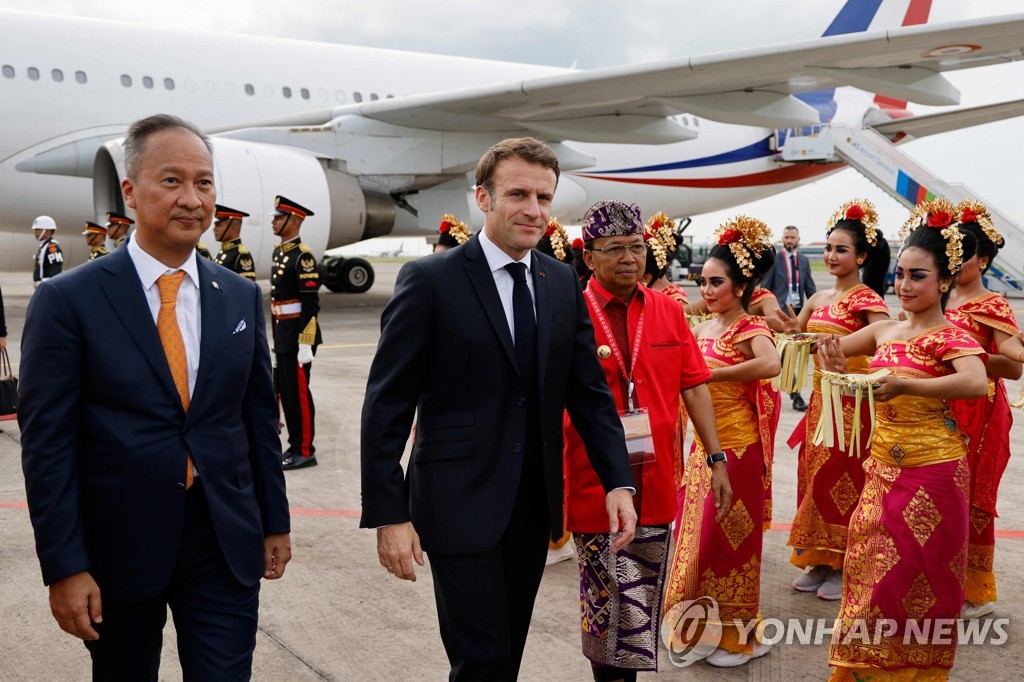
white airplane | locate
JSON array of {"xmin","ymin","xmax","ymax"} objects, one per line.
[{"xmin": 2, "ymin": 0, "xmax": 1023, "ymax": 292}]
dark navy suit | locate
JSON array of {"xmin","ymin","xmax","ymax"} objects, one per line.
[{"xmin": 19, "ymin": 245, "xmax": 289, "ymax": 679}]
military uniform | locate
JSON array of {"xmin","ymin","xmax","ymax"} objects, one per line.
[
  {"xmin": 196, "ymin": 242, "xmax": 213, "ymax": 260},
  {"xmin": 270, "ymin": 196, "xmax": 321, "ymax": 466},
  {"xmin": 83, "ymin": 221, "xmax": 109, "ymax": 261},
  {"xmin": 33, "ymin": 237, "xmax": 63, "ymax": 283},
  {"xmin": 212, "ymin": 205, "xmax": 257, "ymax": 281}
]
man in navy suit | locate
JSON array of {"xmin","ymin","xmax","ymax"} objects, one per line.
[
  {"xmin": 361, "ymin": 137, "xmax": 637, "ymax": 680},
  {"xmin": 763, "ymin": 225, "xmax": 816, "ymax": 411},
  {"xmin": 19, "ymin": 114, "xmax": 291, "ymax": 681}
]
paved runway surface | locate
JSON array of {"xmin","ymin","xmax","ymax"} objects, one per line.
[{"xmin": 1, "ymin": 264, "xmax": 1021, "ymax": 680}]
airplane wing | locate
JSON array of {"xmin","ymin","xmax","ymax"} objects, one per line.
[
  {"xmin": 215, "ymin": 13, "xmax": 1024, "ymax": 143},
  {"xmin": 871, "ymin": 98, "xmax": 1024, "ymax": 140}
]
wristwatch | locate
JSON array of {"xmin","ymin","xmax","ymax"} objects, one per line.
[{"xmin": 706, "ymin": 451, "xmax": 727, "ymax": 467}]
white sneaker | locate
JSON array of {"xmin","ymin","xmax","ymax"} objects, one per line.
[
  {"xmin": 792, "ymin": 565, "xmax": 830, "ymax": 592},
  {"xmin": 961, "ymin": 600, "xmax": 996, "ymax": 619},
  {"xmin": 705, "ymin": 640, "xmax": 772, "ymax": 668},
  {"xmin": 817, "ymin": 570, "xmax": 843, "ymax": 601},
  {"xmin": 545, "ymin": 539, "xmax": 576, "ymax": 566}
]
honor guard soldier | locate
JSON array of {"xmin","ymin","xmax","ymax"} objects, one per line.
[
  {"xmin": 82, "ymin": 221, "xmax": 109, "ymax": 260},
  {"xmin": 213, "ymin": 204, "xmax": 256, "ymax": 280},
  {"xmin": 270, "ymin": 195, "xmax": 321, "ymax": 470},
  {"xmin": 106, "ymin": 211, "xmax": 134, "ymax": 249},
  {"xmin": 31, "ymin": 215, "xmax": 63, "ymax": 287}
]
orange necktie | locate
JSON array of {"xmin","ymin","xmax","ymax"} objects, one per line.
[{"xmin": 156, "ymin": 272, "xmax": 194, "ymax": 489}]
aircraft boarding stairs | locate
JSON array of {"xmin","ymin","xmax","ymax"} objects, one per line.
[{"xmin": 778, "ymin": 124, "xmax": 1024, "ymax": 295}]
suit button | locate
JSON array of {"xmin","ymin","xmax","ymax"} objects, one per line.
[
  {"xmin": 176, "ymin": 482, "xmax": 186, "ymax": 491},
  {"xmin": 513, "ymin": 444, "xmax": 523, "ymax": 453},
  {"xmin": 516, "ymin": 397, "xmax": 526, "ymax": 407}
]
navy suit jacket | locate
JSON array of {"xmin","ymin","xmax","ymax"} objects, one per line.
[
  {"xmin": 19, "ymin": 245, "xmax": 290, "ymax": 601},
  {"xmin": 360, "ymin": 237, "xmax": 633, "ymax": 554},
  {"xmin": 764, "ymin": 248, "xmax": 816, "ymax": 310}
]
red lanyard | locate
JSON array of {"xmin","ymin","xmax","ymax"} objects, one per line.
[{"xmin": 584, "ymin": 287, "xmax": 645, "ymax": 411}]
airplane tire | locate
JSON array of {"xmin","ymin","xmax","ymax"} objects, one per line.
[{"xmin": 338, "ymin": 257, "xmax": 374, "ymax": 294}]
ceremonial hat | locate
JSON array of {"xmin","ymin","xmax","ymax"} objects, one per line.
[
  {"xmin": 214, "ymin": 204, "xmax": 250, "ymax": 221},
  {"xmin": 272, "ymin": 196, "xmax": 314, "ymax": 218},
  {"xmin": 105, "ymin": 211, "xmax": 134, "ymax": 227},
  {"xmin": 580, "ymin": 200, "xmax": 643, "ymax": 241},
  {"xmin": 82, "ymin": 221, "xmax": 107, "ymax": 236}
]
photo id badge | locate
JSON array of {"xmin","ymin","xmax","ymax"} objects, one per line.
[
  {"xmin": 619, "ymin": 408, "xmax": 655, "ymax": 465},
  {"xmin": 788, "ymin": 290, "xmax": 801, "ymax": 306}
]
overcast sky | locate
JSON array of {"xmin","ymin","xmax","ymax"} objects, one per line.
[{"xmin": 2, "ymin": 0, "xmax": 1021, "ymax": 251}]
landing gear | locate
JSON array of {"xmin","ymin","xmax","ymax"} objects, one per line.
[{"xmin": 322, "ymin": 256, "xmax": 375, "ymax": 293}]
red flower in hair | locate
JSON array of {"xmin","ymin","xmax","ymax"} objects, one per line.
[
  {"xmin": 960, "ymin": 208, "xmax": 978, "ymax": 224},
  {"xmin": 643, "ymin": 231, "xmax": 653, "ymax": 241},
  {"xmin": 571, "ymin": 238, "xmax": 584, "ymax": 250},
  {"xmin": 439, "ymin": 220, "xmax": 451, "ymax": 233},
  {"xmin": 927, "ymin": 211, "xmax": 952, "ymax": 228},
  {"xmin": 718, "ymin": 228, "xmax": 742, "ymax": 245},
  {"xmin": 845, "ymin": 205, "xmax": 864, "ymax": 221},
  {"xmin": 545, "ymin": 224, "xmax": 556, "ymax": 237}
]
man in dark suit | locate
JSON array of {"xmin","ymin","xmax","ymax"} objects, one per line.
[
  {"xmin": 361, "ymin": 137, "xmax": 637, "ymax": 681},
  {"xmin": 763, "ymin": 225, "xmax": 816, "ymax": 410},
  {"xmin": 19, "ymin": 114, "xmax": 291, "ymax": 680}
]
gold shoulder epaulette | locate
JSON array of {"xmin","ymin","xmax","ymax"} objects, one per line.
[
  {"xmin": 298, "ymin": 242, "xmax": 312, "ymax": 254},
  {"xmin": 238, "ymin": 244, "xmax": 250, "ymax": 255}
]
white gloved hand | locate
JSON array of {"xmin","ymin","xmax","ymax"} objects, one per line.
[
  {"xmin": 271, "ymin": 352, "xmax": 278, "ymax": 369},
  {"xmin": 297, "ymin": 344, "xmax": 314, "ymax": 365}
]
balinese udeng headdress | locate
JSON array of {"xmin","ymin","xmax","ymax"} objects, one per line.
[
  {"xmin": 544, "ymin": 217, "xmax": 571, "ymax": 262},
  {"xmin": 828, "ymin": 199, "xmax": 879, "ymax": 246},
  {"xmin": 580, "ymin": 200, "xmax": 644, "ymax": 240},
  {"xmin": 715, "ymin": 216, "xmax": 773, "ymax": 278},
  {"xmin": 898, "ymin": 197, "xmax": 964, "ymax": 273},
  {"xmin": 644, "ymin": 212, "xmax": 676, "ymax": 272},
  {"xmin": 955, "ymin": 200, "xmax": 1003, "ymax": 247},
  {"xmin": 438, "ymin": 213, "xmax": 472, "ymax": 245}
]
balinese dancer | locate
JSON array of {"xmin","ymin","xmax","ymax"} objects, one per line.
[
  {"xmin": 820, "ymin": 198, "xmax": 988, "ymax": 681},
  {"xmin": 662, "ymin": 216, "xmax": 780, "ymax": 668},
  {"xmin": 783, "ymin": 200, "xmax": 890, "ymax": 600},
  {"xmin": 945, "ymin": 200, "xmax": 1024, "ymax": 620}
]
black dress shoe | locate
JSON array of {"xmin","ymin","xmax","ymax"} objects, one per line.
[
  {"xmin": 282, "ymin": 452, "xmax": 318, "ymax": 470},
  {"xmin": 792, "ymin": 395, "xmax": 808, "ymax": 412}
]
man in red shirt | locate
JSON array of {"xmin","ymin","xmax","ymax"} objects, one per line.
[{"xmin": 564, "ymin": 200, "xmax": 731, "ymax": 681}]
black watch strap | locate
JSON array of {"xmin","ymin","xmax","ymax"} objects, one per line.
[{"xmin": 706, "ymin": 451, "xmax": 727, "ymax": 467}]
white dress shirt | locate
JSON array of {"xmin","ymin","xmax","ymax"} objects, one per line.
[
  {"xmin": 127, "ymin": 236, "xmax": 202, "ymax": 397},
  {"xmin": 477, "ymin": 229, "xmax": 536, "ymax": 343}
]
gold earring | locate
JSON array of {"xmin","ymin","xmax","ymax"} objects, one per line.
[
  {"xmin": 940, "ymin": 284, "xmax": 949, "ymax": 292},
  {"xmin": 857, "ymin": 259, "xmax": 864, "ymax": 265}
]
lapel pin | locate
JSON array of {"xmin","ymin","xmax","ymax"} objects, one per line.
[
  {"xmin": 539, "ymin": 271, "xmax": 546, "ymax": 278},
  {"xmin": 597, "ymin": 345, "xmax": 612, "ymax": 359},
  {"xmin": 212, "ymin": 281, "xmax": 220, "ymax": 290}
]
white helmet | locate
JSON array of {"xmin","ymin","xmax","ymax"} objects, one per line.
[{"xmin": 31, "ymin": 215, "xmax": 57, "ymax": 231}]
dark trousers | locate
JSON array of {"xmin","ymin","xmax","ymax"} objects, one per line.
[
  {"xmin": 428, "ymin": 460, "xmax": 550, "ymax": 681},
  {"xmin": 84, "ymin": 481, "xmax": 260, "ymax": 681},
  {"xmin": 275, "ymin": 351, "xmax": 316, "ymax": 457}
]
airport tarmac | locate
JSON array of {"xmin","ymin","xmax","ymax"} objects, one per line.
[{"xmin": 1, "ymin": 264, "xmax": 1022, "ymax": 681}]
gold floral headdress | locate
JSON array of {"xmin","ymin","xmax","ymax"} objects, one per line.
[
  {"xmin": 545, "ymin": 217, "xmax": 570, "ymax": 262},
  {"xmin": 644, "ymin": 212, "xmax": 677, "ymax": 271},
  {"xmin": 827, "ymin": 199, "xmax": 878, "ymax": 246},
  {"xmin": 955, "ymin": 200, "xmax": 1003, "ymax": 247},
  {"xmin": 715, "ymin": 216, "xmax": 772, "ymax": 278},
  {"xmin": 439, "ymin": 213, "xmax": 471, "ymax": 245},
  {"xmin": 898, "ymin": 197, "xmax": 964, "ymax": 273}
]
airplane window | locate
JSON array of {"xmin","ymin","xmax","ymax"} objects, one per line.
[
  {"xmin": 370, "ymin": 93, "xmax": 379, "ymax": 101},
  {"xmin": 185, "ymin": 79, "xmax": 196, "ymax": 92},
  {"xmin": 75, "ymin": 70, "xmax": 87, "ymax": 84},
  {"xmin": 282, "ymin": 86, "xmax": 292, "ymax": 98},
  {"xmin": 52, "ymin": 69, "xmax": 63, "ymax": 82},
  {"xmin": 164, "ymin": 77, "xmax": 175, "ymax": 90},
  {"xmin": 263, "ymin": 85, "xmax": 273, "ymax": 97},
  {"xmin": 694, "ymin": 118, "xmax": 700, "ymax": 127},
  {"xmin": 301, "ymin": 88, "xmax": 310, "ymax": 100},
  {"xmin": 28, "ymin": 67, "xmax": 39, "ymax": 81},
  {"xmin": 245, "ymin": 83, "xmax": 255, "ymax": 96},
  {"xmin": 143, "ymin": 76, "xmax": 154, "ymax": 89},
  {"xmin": 121, "ymin": 74, "xmax": 132, "ymax": 87},
  {"xmin": 2, "ymin": 65, "xmax": 13, "ymax": 79},
  {"xmin": 680, "ymin": 116, "xmax": 689, "ymax": 126},
  {"xmin": 335, "ymin": 89, "xmax": 346, "ymax": 103},
  {"xmin": 353, "ymin": 92, "xmax": 363, "ymax": 103},
  {"xmin": 387, "ymin": 94, "xmax": 394, "ymax": 99}
]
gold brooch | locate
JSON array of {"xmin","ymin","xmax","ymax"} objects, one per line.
[{"xmin": 597, "ymin": 345, "xmax": 612, "ymax": 359}]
